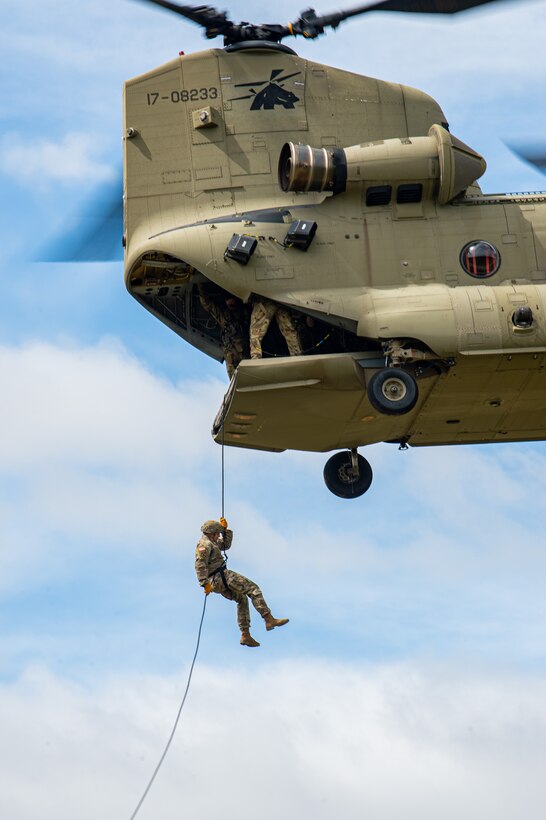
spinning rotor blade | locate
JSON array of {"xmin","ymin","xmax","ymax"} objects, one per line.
[
  {"xmin": 507, "ymin": 144, "xmax": 546, "ymax": 174},
  {"xmin": 39, "ymin": 172, "xmax": 123, "ymax": 263},
  {"xmin": 326, "ymin": 0, "xmax": 502, "ymax": 20},
  {"xmin": 132, "ymin": 0, "xmax": 511, "ymax": 43},
  {"xmin": 289, "ymin": 0, "xmax": 507, "ymax": 39},
  {"xmin": 132, "ymin": 0, "xmax": 235, "ymax": 38}
]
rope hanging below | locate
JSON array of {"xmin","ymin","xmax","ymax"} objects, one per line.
[
  {"xmin": 128, "ymin": 595, "xmax": 207, "ymax": 820},
  {"xmin": 127, "ymin": 388, "xmax": 228, "ymax": 818},
  {"xmin": 221, "ymin": 414, "xmax": 225, "ymax": 520}
]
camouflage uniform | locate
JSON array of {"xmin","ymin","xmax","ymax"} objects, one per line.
[
  {"xmin": 198, "ymin": 290, "xmax": 247, "ymax": 378},
  {"xmin": 250, "ymin": 297, "xmax": 303, "ymax": 359},
  {"xmin": 195, "ymin": 529, "xmax": 271, "ymax": 631}
]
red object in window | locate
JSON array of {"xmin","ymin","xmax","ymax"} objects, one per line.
[{"xmin": 460, "ymin": 240, "xmax": 500, "ymax": 278}]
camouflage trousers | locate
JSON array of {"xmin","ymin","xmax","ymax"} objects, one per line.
[
  {"xmin": 250, "ymin": 299, "xmax": 302, "ymax": 358},
  {"xmin": 223, "ymin": 336, "xmax": 245, "ymax": 378},
  {"xmin": 211, "ymin": 568, "xmax": 271, "ymax": 631}
]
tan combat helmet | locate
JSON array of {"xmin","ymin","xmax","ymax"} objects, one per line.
[{"xmin": 201, "ymin": 520, "xmax": 223, "ymax": 534}]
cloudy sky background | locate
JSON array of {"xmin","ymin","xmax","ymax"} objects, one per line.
[{"xmin": 2, "ymin": 0, "xmax": 546, "ymax": 817}]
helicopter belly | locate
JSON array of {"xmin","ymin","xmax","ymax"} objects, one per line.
[
  {"xmin": 213, "ymin": 351, "xmax": 546, "ymax": 453},
  {"xmin": 408, "ymin": 352, "xmax": 546, "ymax": 446}
]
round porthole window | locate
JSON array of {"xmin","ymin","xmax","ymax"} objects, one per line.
[{"xmin": 460, "ymin": 240, "xmax": 501, "ymax": 278}]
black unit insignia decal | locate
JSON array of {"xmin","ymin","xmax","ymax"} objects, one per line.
[{"xmin": 230, "ymin": 69, "xmax": 301, "ymax": 110}]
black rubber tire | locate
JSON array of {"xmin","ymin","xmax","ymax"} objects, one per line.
[
  {"xmin": 323, "ymin": 452, "xmax": 373, "ymax": 499},
  {"xmin": 367, "ymin": 368, "xmax": 418, "ymax": 416}
]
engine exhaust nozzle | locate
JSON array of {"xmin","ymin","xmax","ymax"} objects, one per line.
[{"xmin": 278, "ymin": 143, "xmax": 347, "ymax": 195}]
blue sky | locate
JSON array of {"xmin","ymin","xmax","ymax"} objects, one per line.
[{"xmin": 2, "ymin": 1, "xmax": 546, "ymax": 818}]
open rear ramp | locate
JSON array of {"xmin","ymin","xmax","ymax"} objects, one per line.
[{"xmin": 212, "ymin": 352, "xmax": 439, "ymax": 453}]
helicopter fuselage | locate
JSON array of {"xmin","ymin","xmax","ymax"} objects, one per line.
[{"xmin": 123, "ymin": 42, "xmax": 546, "ymax": 469}]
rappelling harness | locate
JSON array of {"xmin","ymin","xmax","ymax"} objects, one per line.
[{"xmin": 208, "ymin": 559, "xmax": 231, "ymax": 597}]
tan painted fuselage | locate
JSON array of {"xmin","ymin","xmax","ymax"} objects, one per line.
[{"xmin": 123, "ymin": 43, "xmax": 546, "ymax": 455}]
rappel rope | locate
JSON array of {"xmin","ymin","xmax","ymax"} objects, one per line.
[
  {"xmin": 128, "ymin": 595, "xmax": 207, "ymax": 820},
  {"xmin": 220, "ymin": 395, "xmax": 229, "ymax": 564},
  {"xmin": 221, "ymin": 395, "xmax": 226, "ymax": 520},
  {"xmin": 127, "ymin": 398, "xmax": 229, "ymax": 820}
]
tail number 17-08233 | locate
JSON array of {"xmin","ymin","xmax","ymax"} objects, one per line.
[{"xmin": 146, "ymin": 88, "xmax": 219, "ymax": 105}]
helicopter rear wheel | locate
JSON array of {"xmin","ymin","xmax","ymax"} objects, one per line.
[
  {"xmin": 323, "ymin": 451, "xmax": 373, "ymax": 499},
  {"xmin": 367, "ymin": 368, "xmax": 418, "ymax": 416}
]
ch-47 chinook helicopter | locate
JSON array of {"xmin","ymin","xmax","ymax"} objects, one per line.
[{"xmin": 120, "ymin": 0, "xmax": 546, "ymax": 498}]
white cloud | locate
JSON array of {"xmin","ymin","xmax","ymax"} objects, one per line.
[
  {"xmin": 2, "ymin": 660, "xmax": 546, "ymax": 820},
  {"xmin": 0, "ymin": 339, "xmax": 219, "ymax": 472},
  {"xmin": 0, "ymin": 132, "xmax": 116, "ymax": 185}
]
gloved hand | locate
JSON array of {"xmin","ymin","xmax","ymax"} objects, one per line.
[
  {"xmin": 220, "ymin": 517, "xmax": 228, "ymax": 529},
  {"xmin": 203, "ymin": 581, "xmax": 212, "ymax": 595}
]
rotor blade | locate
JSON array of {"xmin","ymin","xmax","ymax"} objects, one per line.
[
  {"xmin": 39, "ymin": 173, "xmax": 123, "ymax": 263},
  {"xmin": 321, "ymin": 0, "xmax": 502, "ymax": 22},
  {"xmin": 290, "ymin": 0, "xmax": 507, "ymax": 37},
  {"xmin": 132, "ymin": 0, "xmax": 510, "ymax": 44},
  {"xmin": 131, "ymin": 0, "xmax": 234, "ymax": 37},
  {"xmin": 355, "ymin": 0, "xmax": 501, "ymax": 15},
  {"xmin": 506, "ymin": 143, "xmax": 546, "ymax": 174}
]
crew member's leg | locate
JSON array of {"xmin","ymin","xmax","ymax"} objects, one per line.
[
  {"xmin": 222, "ymin": 571, "xmax": 260, "ymax": 647},
  {"xmin": 228, "ymin": 571, "xmax": 289, "ymax": 633},
  {"xmin": 231, "ymin": 336, "xmax": 245, "ymax": 372},
  {"xmin": 249, "ymin": 300, "xmax": 277, "ymax": 359},
  {"xmin": 224, "ymin": 348, "xmax": 236, "ymax": 378},
  {"xmin": 275, "ymin": 307, "xmax": 303, "ymax": 356},
  {"xmin": 228, "ymin": 571, "xmax": 271, "ymax": 619}
]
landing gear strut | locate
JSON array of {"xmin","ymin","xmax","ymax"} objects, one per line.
[{"xmin": 323, "ymin": 449, "xmax": 373, "ymax": 499}]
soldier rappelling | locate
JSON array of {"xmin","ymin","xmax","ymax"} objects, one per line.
[{"xmin": 195, "ymin": 519, "xmax": 289, "ymax": 647}]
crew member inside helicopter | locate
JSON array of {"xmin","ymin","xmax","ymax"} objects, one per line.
[
  {"xmin": 196, "ymin": 282, "xmax": 371, "ymax": 371},
  {"xmin": 198, "ymin": 284, "xmax": 249, "ymax": 378},
  {"xmin": 249, "ymin": 295, "xmax": 303, "ymax": 359}
]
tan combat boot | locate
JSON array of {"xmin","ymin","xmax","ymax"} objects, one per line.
[
  {"xmin": 240, "ymin": 630, "xmax": 260, "ymax": 647},
  {"xmin": 264, "ymin": 615, "xmax": 290, "ymax": 631}
]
